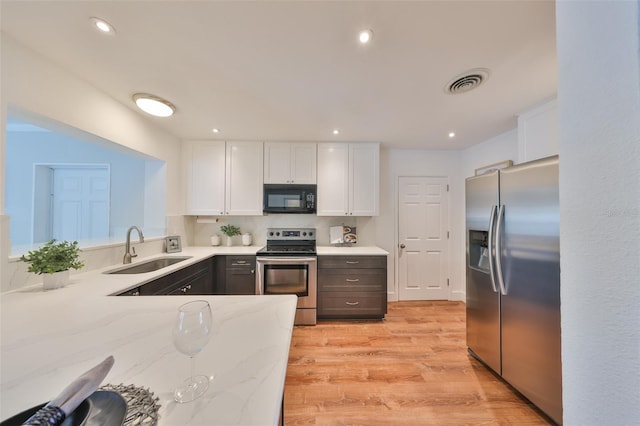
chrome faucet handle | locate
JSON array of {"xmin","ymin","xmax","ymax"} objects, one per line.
[{"xmin": 131, "ymin": 246, "xmax": 138, "ymax": 258}]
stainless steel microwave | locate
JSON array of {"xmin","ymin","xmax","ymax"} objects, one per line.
[{"xmin": 263, "ymin": 184, "xmax": 316, "ymax": 214}]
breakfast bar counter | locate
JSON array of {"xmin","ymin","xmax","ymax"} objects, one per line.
[{"xmin": 0, "ymin": 271, "xmax": 297, "ymax": 425}]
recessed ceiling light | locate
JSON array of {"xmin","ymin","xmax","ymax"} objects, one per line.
[
  {"xmin": 212, "ymin": 128, "xmax": 220, "ymax": 133},
  {"xmin": 132, "ymin": 93, "xmax": 176, "ymax": 117},
  {"xmin": 89, "ymin": 17, "xmax": 116, "ymax": 35},
  {"xmin": 333, "ymin": 129, "xmax": 340, "ymax": 135},
  {"xmin": 358, "ymin": 29, "xmax": 373, "ymax": 44},
  {"xmin": 448, "ymin": 132, "xmax": 456, "ymax": 138}
]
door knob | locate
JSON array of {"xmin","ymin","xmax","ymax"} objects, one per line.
[{"xmin": 400, "ymin": 244, "xmax": 406, "ymax": 249}]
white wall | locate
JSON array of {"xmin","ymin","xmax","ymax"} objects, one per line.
[
  {"xmin": 5, "ymin": 130, "xmax": 147, "ymax": 247},
  {"xmin": 379, "ymin": 148, "xmax": 464, "ymax": 301},
  {"xmin": 517, "ymin": 98, "xmax": 558, "ymax": 163},
  {"xmin": 556, "ymin": 1, "xmax": 640, "ymax": 424},
  {"xmin": 1, "ymin": 35, "xmax": 182, "ymax": 291}
]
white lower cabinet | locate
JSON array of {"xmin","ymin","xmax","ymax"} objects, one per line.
[
  {"xmin": 184, "ymin": 141, "xmax": 263, "ymax": 216},
  {"xmin": 317, "ymin": 143, "xmax": 379, "ymax": 216}
]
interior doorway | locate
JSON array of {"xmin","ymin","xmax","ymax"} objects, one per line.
[
  {"xmin": 397, "ymin": 176, "xmax": 450, "ymax": 300},
  {"xmin": 33, "ymin": 164, "xmax": 110, "ymax": 243}
]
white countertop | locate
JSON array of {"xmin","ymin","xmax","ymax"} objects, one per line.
[
  {"xmin": 1, "ymin": 244, "xmax": 387, "ymax": 423},
  {"xmin": 0, "ymin": 248, "xmax": 296, "ymax": 425},
  {"xmin": 316, "ymin": 245, "xmax": 389, "ymax": 256}
]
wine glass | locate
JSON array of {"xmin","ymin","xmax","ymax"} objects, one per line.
[{"xmin": 172, "ymin": 300, "xmax": 213, "ymax": 403}]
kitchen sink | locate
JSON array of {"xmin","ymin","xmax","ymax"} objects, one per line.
[{"xmin": 104, "ymin": 256, "xmax": 192, "ymax": 274}]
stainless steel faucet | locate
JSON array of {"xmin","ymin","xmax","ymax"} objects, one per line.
[{"xmin": 123, "ymin": 226, "xmax": 145, "ymax": 264}]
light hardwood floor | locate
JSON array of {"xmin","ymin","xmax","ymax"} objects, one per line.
[{"xmin": 284, "ymin": 301, "xmax": 552, "ymax": 425}]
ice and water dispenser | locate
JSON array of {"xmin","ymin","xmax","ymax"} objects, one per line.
[{"xmin": 468, "ymin": 230, "xmax": 490, "ymax": 272}]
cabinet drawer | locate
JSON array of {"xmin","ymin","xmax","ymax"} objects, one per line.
[
  {"xmin": 318, "ymin": 292, "xmax": 387, "ymax": 319},
  {"xmin": 226, "ymin": 256, "xmax": 256, "ymax": 268},
  {"xmin": 318, "ymin": 256, "xmax": 386, "ymax": 269},
  {"xmin": 319, "ymin": 268, "xmax": 386, "ymax": 291}
]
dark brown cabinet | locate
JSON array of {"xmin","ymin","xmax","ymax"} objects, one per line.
[
  {"xmin": 116, "ymin": 257, "xmax": 214, "ymax": 296},
  {"xmin": 223, "ymin": 256, "xmax": 257, "ymax": 295},
  {"xmin": 318, "ymin": 255, "xmax": 387, "ymax": 319},
  {"xmin": 213, "ymin": 255, "xmax": 257, "ymax": 295}
]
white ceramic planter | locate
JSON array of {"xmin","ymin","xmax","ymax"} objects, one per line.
[
  {"xmin": 210, "ymin": 235, "xmax": 221, "ymax": 246},
  {"xmin": 242, "ymin": 233, "xmax": 252, "ymax": 246},
  {"xmin": 43, "ymin": 270, "xmax": 69, "ymax": 290},
  {"xmin": 225, "ymin": 236, "xmax": 233, "ymax": 247}
]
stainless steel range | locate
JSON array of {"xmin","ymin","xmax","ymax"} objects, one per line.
[{"xmin": 256, "ymin": 228, "xmax": 317, "ymax": 325}]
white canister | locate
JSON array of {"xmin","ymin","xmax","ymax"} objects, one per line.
[
  {"xmin": 210, "ymin": 235, "xmax": 221, "ymax": 246},
  {"xmin": 242, "ymin": 233, "xmax": 252, "ymax": 246}
]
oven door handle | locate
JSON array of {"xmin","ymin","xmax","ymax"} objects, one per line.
[{"xmin": 256, "ymin": 257, "xmax": 317, "ymax": 264}]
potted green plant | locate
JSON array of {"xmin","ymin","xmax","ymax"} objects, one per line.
[
  {"xmin": 20, "ymin": 239, "xmax": 84, "ymax": 290},
  {"xmin": 220, "ymin": 224, "xmax": 241, "ymax": 246}
]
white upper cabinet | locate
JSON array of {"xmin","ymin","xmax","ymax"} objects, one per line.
[
  {"xmin": 517, "ymin": 98, "xmax": 558, "ymax": 163},
  {"xmin": 264, "ymin": 142, "xmax": 317, "ymax": 184},
  {"xmin": 184, "ymin": 141, "xmax": 263, "ymax": 216},
  {"xmin": 317, "ymin": 143, "xmax": 379, "ymax": 216},
  {"xmin": 184, "ymin": 141, "xmax": 225, "ymax": 215}
]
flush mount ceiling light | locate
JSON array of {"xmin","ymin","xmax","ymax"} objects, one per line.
[
  {"xmin": 332, "ymin": 129, "xmax": 340, "ymax": 135},
  {"xmin": 448, "ymin": 132, "xmax": 456, "ymax": 138},
  {"xmin": 212, "ymin": 128, "xmax": 220, "ymax": 133},
  {"xmin": 445, "ymin": 68, "xmax": 490, "ymax": 94},
  {"xmin": 133, "ymin": 93, "xmax": 176, "ymax": 117},
  {"xmin": 89, "ymin": 17, "xmax": 116, "ymax": 35},
  {"xmin": 358, "ymin": 29, "xmax": 373, "ymax": 44}
]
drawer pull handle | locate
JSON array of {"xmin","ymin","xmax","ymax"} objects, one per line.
[
  {"xmin": 345, "ymin": 278, "xmax": 360, "ymax": 283},
  {"xmin": 345, "ymin": 301, "xmax": 360, "ymax": 306},
  {"xmin": 345, "ymin": 261, "xmax": 359, "ymax": 264}
]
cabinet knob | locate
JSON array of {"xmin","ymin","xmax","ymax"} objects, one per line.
[{"xmin": 132, "ymin": 290, "xmax": 140, "ymax": 296}]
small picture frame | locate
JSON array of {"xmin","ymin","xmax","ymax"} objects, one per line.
[
  {"xmin": 166, "ymin": 236, "xmax": 182, "ymax": 253},
  {"xmin": 475, "ymin": 160, "xmax": 513, "ymax": 176}
]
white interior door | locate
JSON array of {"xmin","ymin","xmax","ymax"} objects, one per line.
[
  {"xmin": 398, "ymin": 176, "xmax": 449, "ymax": 300},
  {"xmin": 51, "ymin": 166, "xmax": 110, "ymax": 242}
]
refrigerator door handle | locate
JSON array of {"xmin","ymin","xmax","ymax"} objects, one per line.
[
  {"xmin": 487, "ymin": 205, "xmax": 498, "ymax": 293},
  {"xmin": 495, "ymin": 204, "xmax": 507, "ymax": 295}
]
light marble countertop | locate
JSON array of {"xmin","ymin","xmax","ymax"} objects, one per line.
[
  {"xmin": 316, "ymin": 245, "xmax": 389, "ymax": 256},
  {"xmin": 1, "ymin": 244, "xmax": 387, "ymax": 424},
  {"xmin": 0, "ymin": 247, "xmax": 297, "ymax": 425}
]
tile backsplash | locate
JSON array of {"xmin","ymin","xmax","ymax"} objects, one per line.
[{"xmin": 186, "ymin": 215, "xmax": 375, "ymax": 247}]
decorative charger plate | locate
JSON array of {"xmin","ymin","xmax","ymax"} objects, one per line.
[{"xmin": 0, "ymin": 391, "xmax": 126, "ymax": 426}]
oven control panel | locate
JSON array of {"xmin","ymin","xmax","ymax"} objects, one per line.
[{"xmin": 266, "ymin": 228, "xmax": 316, "ymax": 241}]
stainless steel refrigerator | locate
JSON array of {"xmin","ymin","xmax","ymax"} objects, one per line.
[{"xmin": 466, "ymin": 155, "xmax": 562, "ymax": 424}]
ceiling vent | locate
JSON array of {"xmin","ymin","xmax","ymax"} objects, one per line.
[{"xmin": 445, "ymin": 68, "xmax": 490, "ymax": 94}]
